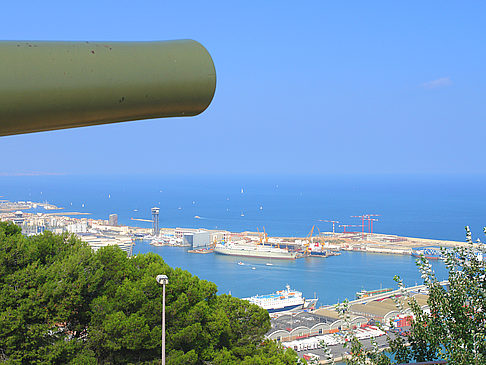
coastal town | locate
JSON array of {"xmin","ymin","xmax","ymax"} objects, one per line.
[
  {"xmin": 0, "ymin": 199, "xmax": 468, "ymax": 260},
  {"xmin": 0, "ymin": 200, "xmax": 472, "ymax": 363}
]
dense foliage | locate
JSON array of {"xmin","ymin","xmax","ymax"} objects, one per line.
[
  {"xmin": 344, "ymin": 227, "xmax": 486, "ymax": 365},
  {"xmin": 0, "ymin": 222, "xmax": 298, "ymax": 364}
]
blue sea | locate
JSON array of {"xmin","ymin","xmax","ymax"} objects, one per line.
[
  {"xmin": 0, "ymin": 173, "xmax": 484, "ymax": 304},
  {"xmin": 133, "ymin": 243, "xmax": 446, "ymax": 306}
]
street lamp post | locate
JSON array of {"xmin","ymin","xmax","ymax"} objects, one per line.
[{"xmin": 156, "ymin": 274, "xmax": 169, "ymax": 365}]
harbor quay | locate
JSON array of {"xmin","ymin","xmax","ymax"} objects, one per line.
[
  {"xmin": 0, "ymin": 199, "xmax": 449, "ymax": 363},
  {"xmin": 0, "ymin": 199, "xmax": 468, "ymax": 259}
]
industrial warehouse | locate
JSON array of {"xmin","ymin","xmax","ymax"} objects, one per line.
[{"xmin": 265, "ymin": 289, "xmax": 434, "ymax": 363}]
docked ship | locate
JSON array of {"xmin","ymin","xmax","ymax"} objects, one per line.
[
  {"xmin": 306, "ymin": 241, "xmax": 329, "ymax": 257},
  {"xmin": 244, "ymin": 285, "xmax": 317, "ymax": 313},
  {"xmin": 214, "ymin": 241, "xmax": 298, "ymax": 260},
  {"xmin": 305, "ymin": 241, "xmax": 341, "ymax": 258}
]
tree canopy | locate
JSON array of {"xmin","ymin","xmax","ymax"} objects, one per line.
[{"xmin": 0, "ymin": 222, "xmax": 299, "ymax": 364}]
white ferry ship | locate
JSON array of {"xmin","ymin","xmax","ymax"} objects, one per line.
[
  {"xmin": 243, "ymin": 285, "xmax": 317, "ymax": 313},
  {"xmin": 214, "ymin": 241, "xmax": 297, "ymax": 260}
]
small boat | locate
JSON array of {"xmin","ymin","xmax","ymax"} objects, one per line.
[
  {"xmin": 188, "ymin": 248, "xmax": 214, "ymax": 254},
  {"xmin": 265, "ymin": 263, "xmax": 273, "ymax": 266},
  {"xmin": 240, "ymin": 212, "xmax": 245, "ymax": 217},
  {"xmin": 238, "ymin": 262, "xmax": 244, "ymax": 266},
  {"xmin": 194, "ymin": 215, "xmax": 201, "ymax": 219},
  {"xmin": 251, "ymin": 267, "xmax": 256, "ymax": 270}
]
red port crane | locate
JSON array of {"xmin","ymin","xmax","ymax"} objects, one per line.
[
  {"xmin": 351, "ymin": 214, "xmax": 381, "ymax": 238},
  {"xmin": 338, "ymin": 224, "xmax": 362, "ymax": 234},
  {"xmin": 367, "ymin": 215, "xmax": 380, "ymax": 234},
  {"xmin": 351, "ymin": 215, "xmax": 367, "ymax": 239},
  {"xmin": 369, "ymin": 219, "xmax": 378, "ymax": 235}
]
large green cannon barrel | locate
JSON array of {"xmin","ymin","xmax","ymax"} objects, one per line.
[{"xmin": 0, "ymin": 40, "xmax": 216, "ymax": 136}]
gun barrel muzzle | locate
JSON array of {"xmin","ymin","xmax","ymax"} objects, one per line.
[{"xmin": 0, "ymin": 40, "xmax": 216, "ymax": 136}]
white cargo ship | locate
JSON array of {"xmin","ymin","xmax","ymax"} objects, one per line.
[
  {"xmin": 244, "ymin": 285, "xmax": 317, "ymax": 313},
  {"xmin": 214, "ymin": 241, "xmax": 297, "ymax": 260}
]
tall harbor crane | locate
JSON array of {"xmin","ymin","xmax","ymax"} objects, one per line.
[
  {"xmin": 263, "ymin": 226, "xmax": 276, "ymax": 248},
  {"xmin": 257, "ymin": 227, "xmax": 263, "ymax": 245},
  {"xmin": 319, "ymin": 219, "xmax": 340, "ymax": 236},
  {"xmin": 303, "ymin": 225, "xmax": 316, "ymax": 254},
  {"xmin": 351, "ymin": 215, "xmax": 367, "ymax": 239},
  {"xmin": 338, "ymin": 224, "xmax": 362, "ymax": 234},
  {"xmin": 366, "ymin": 214, "xmax": 380, "ymax": 235},
  {"xmin": 350, "ymin": 214, "xmax": 381, "ymax": 238}
]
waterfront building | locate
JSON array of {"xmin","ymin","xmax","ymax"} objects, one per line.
[
  {"xmin": 13, "ymin": 211, "xmax": 24, "ymax": 225},
  {"xmin": 266, "ymin": 312, "xmax": 366, "ymax": 342},
  {"xmin": 109, "ymin": 213, "xmax": 118, "ymax": 226},
  {"xmin": 344, "ymin": 294, "xmax": 429, "ymax": 324},
  {"xmin": 78, "ymin": 233, "xmax": 134, "ymax": 257},
  {"xmin": 66, "ymin": 222, "xmax": 88, "ymax": 234},
  {"xmin": 21, "ymin": 224, "xmax": 45, "ymax": 236},
  {"xmin": 183, "ymin": 230, "xmax": 210, "ymax": 248},
  {"xmin": 208, "ymin": 230, "xmax": 231, "ymax": 244}
]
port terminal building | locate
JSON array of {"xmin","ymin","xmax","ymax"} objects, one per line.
[
  {"xmin": 333, "ymin": 294, "xmax": 429, "ymax": 323},
  {"xmin": 175, "ymin": 228, "xmax": 230, "ymax": 248},
  {"xmin": 76, "ymin": 232, "xmax": 134, "ymax": 257},
  {"xmin": 266, "ymin": 293, "xmax": 430, "ymax": 343},
  {"xmin": 266, "ymin": 312, "xmax": 367, "ymax": 342}
]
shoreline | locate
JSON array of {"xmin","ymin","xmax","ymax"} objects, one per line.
[{"xmin": 0, "ymin": 199, "xmax": 468, "ymax": 258}]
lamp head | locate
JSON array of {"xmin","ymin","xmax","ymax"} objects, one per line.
[{"xmin": 156, "ymin": 274, "xmax": 169, "ymax": 285}]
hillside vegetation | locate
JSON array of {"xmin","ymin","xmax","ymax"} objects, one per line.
[{"xmin": 0, "ymin": 222, "xmax": 298, "ymax": 364}]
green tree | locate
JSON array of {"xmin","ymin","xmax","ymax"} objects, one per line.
[{"xmin": 0, "ymin": 223, "xmax": 300, "ymax": 364}]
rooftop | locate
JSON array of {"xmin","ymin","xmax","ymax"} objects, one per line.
[{"xmin": 269, "ymin": 312, "xmax": 337, "ymax": 333}]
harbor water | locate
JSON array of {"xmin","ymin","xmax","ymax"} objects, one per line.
[
  {"xmin": 1, "ymin": 173, "xmax": 485, "ymax": 241},
  {"xmin": 134, "ymin": 241, "xmax": 447, "ymax": 306},
  {"xmin": 0, "ymin": 173, "xmax": 478, "ymax": 303}
]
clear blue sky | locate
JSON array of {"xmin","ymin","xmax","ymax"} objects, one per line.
[{"xmin": 1, "ymin": 1, "xmax": 485, "ymax": 175}]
